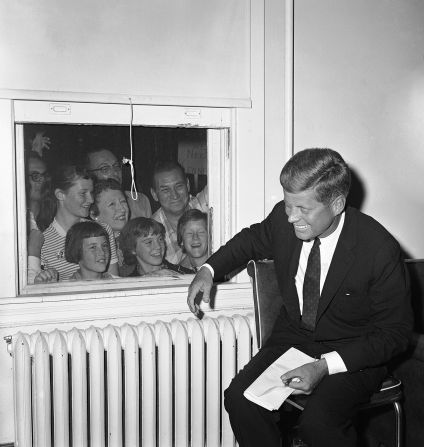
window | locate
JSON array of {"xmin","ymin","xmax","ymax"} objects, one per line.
[{"xmin": 15, "ymin": 101, "xmax": 232, "ymax": 295}]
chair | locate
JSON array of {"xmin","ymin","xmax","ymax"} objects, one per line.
[{"xmin": 247, "ymin": 259, "xmax": 404, "ymax": 447}]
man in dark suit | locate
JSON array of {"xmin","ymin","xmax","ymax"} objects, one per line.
[{"xmin": 187, "ymin": 148, "xmax": 412, "ymax": 446}]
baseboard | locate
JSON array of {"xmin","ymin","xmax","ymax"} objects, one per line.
[{"xmin": 0, "ymin": 443, "xmax": 14, "ymax": 447}]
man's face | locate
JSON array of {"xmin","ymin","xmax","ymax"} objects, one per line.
[
  {"xmin": 134, "ymin": 232, "xmax": 166, "ymax": 271},
  {"xmin": 283, "ymin": 188, "xmax": 343, "ymax": 241},
  {"xmin": 87, "ymin": 150, "xmax": 122, "ymax": 184},
  {"xmin": 151, "ymin": 168, "xmax": 190, "ymax": 217},
  {"xmin": 79, "ymin": 236, "xmax": 110, "ymax": 275}
]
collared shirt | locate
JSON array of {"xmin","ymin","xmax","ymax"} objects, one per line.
[
  {"xmin": 152, "ymin": 195, "xmax": 208, "ymax": 264},
  {"xmin": 295, "ymin": 212, "xmax": 347, "ymax": 374}
]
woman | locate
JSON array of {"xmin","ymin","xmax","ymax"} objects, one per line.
[
  {"xmin": 90, "ymin": 178, "xmax": 130, "ymax": 276},
  {"xmin": 26, "ymin": 151, "xmax": 56, "ymax": 284},
  {"xmin": 39, "ymin": 163, "xmax": 118, "ymax": 281}
]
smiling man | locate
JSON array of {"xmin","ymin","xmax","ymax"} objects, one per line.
[
  {"xmin": 150, "ymin": 160, "xmax": 208, "ymax": 264},
  {"xmin": 187, "ymin": 148, "xmax": 412, "ymax": 447}
]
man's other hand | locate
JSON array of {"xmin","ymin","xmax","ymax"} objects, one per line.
[
  {"xmin": 187, "ymin": 266, "xmax": 213, "ymax": 317},
  {"xmin": 280, "ymin": 358, "xmax": 329, "ymax": 395}
]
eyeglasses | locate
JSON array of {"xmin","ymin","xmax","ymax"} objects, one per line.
[
  {"xmin": 28, "ymin": 171, "xmax": 49, "ymax": 182},
  {"xmin": 88, "ymin": 163, "xmax": 122, "ymax": 176}
]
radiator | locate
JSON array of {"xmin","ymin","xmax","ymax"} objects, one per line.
[{"xmin": 11, "ymin": 314, "xmax": 256, "ymax": 447}]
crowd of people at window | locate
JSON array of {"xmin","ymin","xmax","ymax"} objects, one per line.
[{"xmin": 26, "ymin": 141, "xmax": 209, "ymax": 285}]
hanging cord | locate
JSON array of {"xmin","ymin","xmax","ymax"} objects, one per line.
[{"xmin": 122, "ymin": 97, "xmax": 138, "ymax": 200}]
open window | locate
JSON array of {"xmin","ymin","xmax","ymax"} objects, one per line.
[{"xmin": 15, "ymin": 101, "xmax": 232, "ymax": 295}]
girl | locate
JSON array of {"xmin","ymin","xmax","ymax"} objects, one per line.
[
  {"xmin": 177, "ymin": 209, "xmax": 209, "ymax": 272},
  {"xmin": 120, "ymin": 217, "xmax": 185, "ymax": 277},
  {"xmin": 65, "ymin": 221, "xmax": 114, "ymax": 280},
  {"xmin": 39, "ymin": 163, "xmax": 118, "ymax": 281}
]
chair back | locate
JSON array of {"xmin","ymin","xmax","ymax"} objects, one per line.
[
  {"xmin": 247, "ymin": 259, "xmax": 283, "ymax": 349},
  {"xmin": 405, "ymin": 259, "xmax": 424, "ymax": 333}
]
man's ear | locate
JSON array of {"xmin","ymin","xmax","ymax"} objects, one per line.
[
  {"xmin": 331, "ymin": 195, "xmax": 346, "ymax": 216},
  {"xmin": 186, "ymin": 178, "xmax": 190, "ymax": 193},
  {"xmin": 55, "ymin": 189, "xmax": 64, "ymax": 201},
  {"xmin": 150, "ymin": 187, "xmax": 159, "ymax": 202}
]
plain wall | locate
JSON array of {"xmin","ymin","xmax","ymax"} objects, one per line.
[
  {"xmin": 0, "ymin": 1, "xmax": 291, "ymax": 442},
  {"xmin": 294, "ymin": 0, "xmax": 424, "ymax": 257}
]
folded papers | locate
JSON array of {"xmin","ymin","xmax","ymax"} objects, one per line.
[{"xmin": 243, "ymin": 347, "xmax": 315, "ymax": 411}]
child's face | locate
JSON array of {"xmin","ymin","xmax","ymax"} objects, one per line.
[
  {"xmin": 79, "ymin": 236, "xmax": 110, "ymax": 275},
  {"xmin": 134, "ymin": 232, "xmax": 166, "ymax": 271},
  {"xmin": 181, "ymin": 219, "xmax": 208, "ymax": 259}
]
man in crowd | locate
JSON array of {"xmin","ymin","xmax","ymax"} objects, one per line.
[
  {"xmin": 187, "ymin": 148, "xmax": 412, "ymax": 446},
  {"xmin": 85, "ymin": 148, "xmax": 152, "ymax": 219},
  {"xmin": 151, "ymin": 160, "xmax": 208, "ymax": 264}
]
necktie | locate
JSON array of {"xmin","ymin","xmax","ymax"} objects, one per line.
[{"xmin": 301, "ymin": 237, "xmax": 321, "ymax": 331}]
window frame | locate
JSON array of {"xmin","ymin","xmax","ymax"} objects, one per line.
[{"xmin": 15, "ymin": 100, "xmax": 233, "ymax": 296}]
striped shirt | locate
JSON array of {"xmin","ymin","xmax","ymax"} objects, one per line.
[{"xmin": 41, "ymin": 218, "xmax": 118, "ymax": 281}]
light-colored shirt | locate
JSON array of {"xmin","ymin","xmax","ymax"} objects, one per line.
[
  {"xmin": 153, "ymin": 195, "xmax": 208, "ymax": 264},
  {"xmin": 295, "ymin": 212, "xmax": 346, "ymax": 374},
  {"xmin": 41, "ymin": 218, "xmax": 118, "ymax": 281},
  {"xmin": 125, "ymin": 191, "xmax": 152, "ymax": 218}
]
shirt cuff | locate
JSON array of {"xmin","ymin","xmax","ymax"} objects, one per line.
[
  {"xmin": 321, "ymin": 351, "xmax": 347, "ymax": 375},
  {"xmin": 200, "ymin": 263, "xmax": 215, "ymax": 278}
]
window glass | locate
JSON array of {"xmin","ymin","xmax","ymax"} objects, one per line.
[{"xmin": 22, "ymin": 123, "xmax": 211, "ymax": 289}]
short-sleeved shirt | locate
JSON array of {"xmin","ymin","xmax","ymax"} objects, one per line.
[
  {"xmin": 41, "ymin": 218, "xmax": 118, "ymax": 281},
  {"xmin": 125, "ymin": 191, "xmax": 152, "ymax": 218},
  {"xmin": 152, "ymin": 195, "xmax": 208, "ymax": 264}
]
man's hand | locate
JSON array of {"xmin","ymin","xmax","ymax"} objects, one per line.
[
  {"xmin": 280, "ymin": 358, "xmax": 328, "ymax": 395},
  {"xmin": 187, "ymin": 266, "xmax": 213, "ymax": 317}
]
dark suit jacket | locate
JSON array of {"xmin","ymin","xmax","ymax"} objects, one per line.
[{"xmin": 208, "ymin": 202, "xmax": 412, "ymax": 372}]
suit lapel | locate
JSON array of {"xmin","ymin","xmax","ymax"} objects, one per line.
[{"xmin": 316, "ymin": 209, "xmax": 357, "ymax": 323}]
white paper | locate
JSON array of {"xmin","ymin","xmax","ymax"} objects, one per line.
[{"xmin": 243, "ymin": 347, "xmax": 315, "ymax": 411}]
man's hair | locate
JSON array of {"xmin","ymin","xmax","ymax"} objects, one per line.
[
  {"xmin": 177, "ymin": 209, "xmax": 208, "ymax": 246},
  {"xmin": 90, "ymin": 179, "xmax": 126, "ymax": 217},
  {"xmin": 83, "ymin": 147, "xmax": 118, "ymax": 169},
  {"xmin": 120, "ymin": 217, "xmax": 165, "ymax": 265},
  {"xmin": 280, "ymin": 148, "xmax": 351, "ymax": 204},
  {"xmin": 65, "ymin": 221, "xmax": 110, "ymax": 264},
  {"xmin": 151, "ymin": 160, "xmax": 186, "ymax": 190}
]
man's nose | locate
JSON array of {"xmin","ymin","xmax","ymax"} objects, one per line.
[
  {"xmin": 170, "ymin": 188, "xmax": 179, "ymax": 199},
  {"xmin": 287, "ymin": 209, "xmax": 300, "ymax": 223}
]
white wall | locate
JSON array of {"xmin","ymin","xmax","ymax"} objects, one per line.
[
  {"xmin": 0, "ymin": 1, "xmax": 291, "ymax": 442},
  {"xmin": 0, "ymin": 0, "xmax": 250, "ymax": 106},
  {"xmin": 294, "ymin": 0, "xmax": 424, "ymax": 257}
]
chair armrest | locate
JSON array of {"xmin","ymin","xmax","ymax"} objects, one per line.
[{"xmin": 410, "ymin": 332, "xmax": 424, "ymax": 362}]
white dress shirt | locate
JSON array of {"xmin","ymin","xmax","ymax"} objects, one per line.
[{"xmin": 295, "ymin": 212, "xmax": 347, "ymax": 374}]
